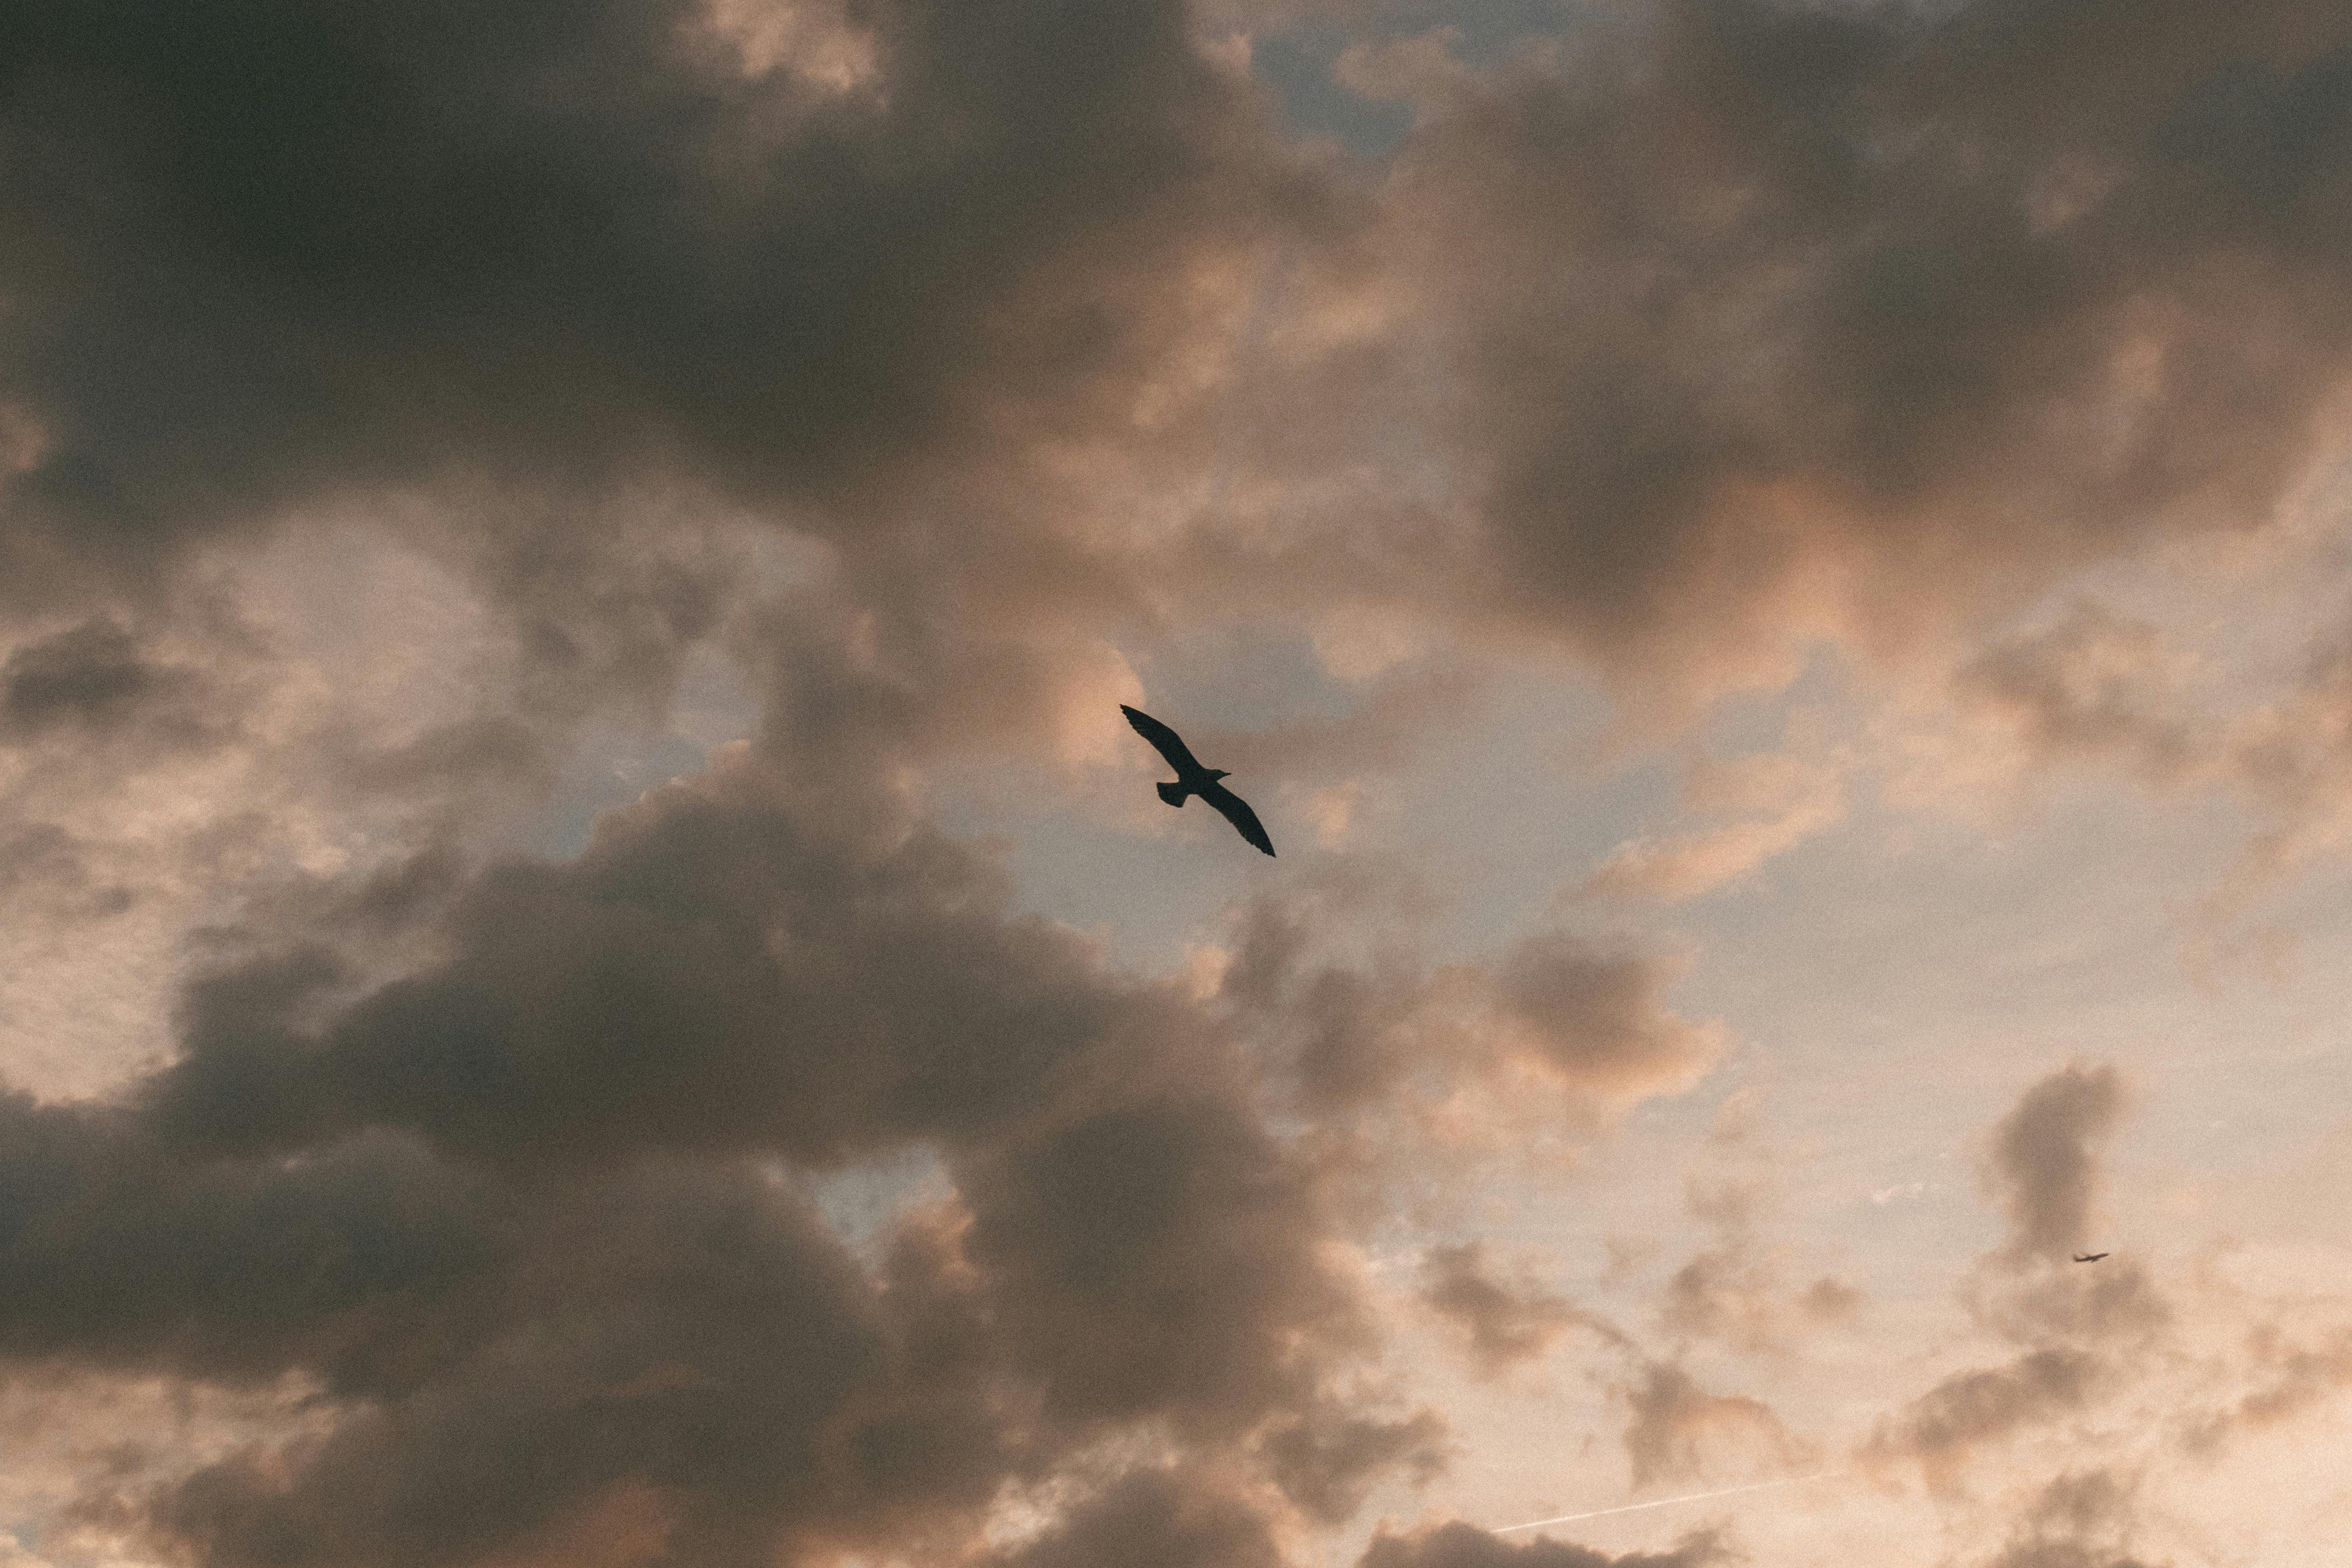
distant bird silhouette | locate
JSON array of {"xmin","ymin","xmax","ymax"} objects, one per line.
[
  {"xmin": 2072, "ymin": 1253, "xmax": 2109, "ymax": 1263},
  {"xmin": 1121, "ymin": 704, "xmax": 1274, "ymax": 856}
]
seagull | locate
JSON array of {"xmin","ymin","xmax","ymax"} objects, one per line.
[
  {"xmin": 1121, "ymin": 704, "xmax": 1274, "ymax": 856},
  {"xmin": 2072, "ymin": 1253, "xmax": 2109, "ymax": 1263}
]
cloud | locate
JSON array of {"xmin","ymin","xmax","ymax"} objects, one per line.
[
  {"xmin": 0, "ymin": 619, "xmax": 210, "ymax": 744},
  {"xmin": 145, "ymin": 747, "xmax": 1151, "ymax": 1165},
  {"xmin": 1979, "ymin": 1469, "xmax": 2166, "ymax": 1568},
  {"xmin": 1849, "ymin": 1062, "xmax": 2352, "ymax": 1547},
  {"xmin": 1986, "ymin": 1063, "xmax": 2125, "ymax": 1270},
  {"xmin": 14, "ymin": 5, "xmax": 2352, "ymax": 1564},
  {"xmin": 23, "ymin": 0, "xmax": 2352, "ymax": 748},
  {"xmin": 1620, "ymin": 1361, "xmax": 1802, "ymax": 1490},
  {"xmin": 1260, "ymin": 1404, "xmax": 1451, "ymax": 1525},
  {"xmin": 1865, "ymin": 1347, "xmax": 2104, "ymax": 1488},
  {"xmin": 1214, "ymin": 884, "xmax": 1435, "ymax": 1111},
  {"xmin": 12, "ymin": 0, "xmax": 2352, "ymax": 782},
  {"xmin": 984, "ymin": 1467, "xmax": 1288, "ymax": 1568},
  {"xmin": 957, "ymin": 1089, "xmax": 1366, "ymax": 1438},
  {"xmin": 1863, "ymin": 1065, "xmax": 2167, "ymax": 1487},
  {"xmin": 1798, "ymin": 1276, "xmax": 1861, "ymax": 1325},
  {"xmin": 143, "ymin": 1164, "xmax": 918, "ymax": 1567},
  {"xmin": 0, "ymin": 0, "xmax": 1308, "ymax": 587},
  {"xmin": 0, "ymin": 0, "xmax": 1346, "ymax": 886},
  {"xmin": 1214, "ymin": 890, "xmax": 1723, "ymax": 1122},
  {"xmin": 2179, "ymin": 1321, "xmax": 2352, "ymax": 1456},
  {"xmin": 1888, "ymin": 593, "xmax": 2352, "ymax": 930},
  {"xmin": 1653, "ymin": 1149, "xmax": 1864, "ymax": 1358},
  {"xmin": 1357, "ymin": 1520, "xmax": 1728, "ymax": 1568},
  {"xmin": 1421, "ymin": 1241, "xmax": 1606, "ymax": 1375},
  {"xmin": 0, "ymin": 739, "xmax": 1463, "ymax": 1565},
  {"xmin": 1488, "ymin": 936, "xmax": 1726, "ymax": 1105},
  {"xmin": 1357, "ymin": 0, "xmax": 2352, "ymax": 697},
  {"xmin": 1952, "ymin": 603, "xmax": 2208, "ymax": 787},
  {"xmin": 1658, "ymin": 1248, "xmax": 1785, "ymax": 1357},
  {"xmin": 0, "ymin": 825, "xmax": 132, "ymax": 922}
]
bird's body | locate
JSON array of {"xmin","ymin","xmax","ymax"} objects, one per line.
[
  {"xmin": 1121, "ymin": 704, "xmax": 1274, "ymax": 856},
  {"xmin": 2072, "ymin": 1253, "xmax": 2109, "ymax": 1263}
]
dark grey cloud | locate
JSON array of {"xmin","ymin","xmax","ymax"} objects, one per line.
[
  {"xmin": 0, "ymin": 617, "xmax": 227, "ymax": 750},
  {"xmin": 1798, "ymin": 1275, "xmax": 1861, "ymax": 1324},
  {"xmin": 984, "ymin": 1467, "xmax": 1287, "ymax": 1568},
  {"xmin": 3, "ymin": 743, "xmax": 1457, "ymax": 1566},
  {"xmin": 1984, "ymin": 1547, "xmax": 2163, "ymax": 1568},
  {"xmin": 0, "ymin": 1097, "xmax": 500, "ymax": 1385},
  {"xmin": 1980, "ymin": 1468, "xmax": 2166, "ymax": 1568},
  {"xmin": 1973, "ymin": 1256, "xmax": 2171, "ymax": 1352},
  {"xmin": 146, "ymin": 754, "xmax": 1136, "ymax": 1165},
  {"xmin": 11, "ymin": 0, "xmax": 2352, "ymax": 767},
  {"xmin": 1491, "ymin": 935, "xmax": 1723, "ymax": 1102},
  {"xmin": 1357, "ymin": 1519, "xmax": 1727, "ymax": 1568},
  {"xmin": 19, "ymin": 4, "xmax": 2350, "ymax": 1562},
  {"xmin": 1986, "ymin": 1062, "xmax": 2124, "ymax": 1269},
  {"xmin": 1, "ymin": 620, "xmax": 183, "ymax": 737},
  {"xmin": 957, "ymin": 1089, "xmax": 1363, "ymax": 1436},
  {"xmin": 133, "ymin": 1157, "xmax": 1010, "ymax": 1568},
  {"xmin": 0, "ymin": 0, "xmax": 1310, "ymax": 590},
  {"xmin": 0, "ymin": 824, "xmax": 133, "ymax": 921},
  {"xmin": 1421, "ymin": 1240, "xmax": 1599, "ymax": 1375},
  {"xmin": 1216, "ymin": 887, "xmax": 1432, "ymax": 1110},
  {"xmin": 23, "ymin": 0, "xmax": 2352, "ymax": 727},
  {"xmin": 1261, "ymin": 1403, "xmax": 1450, "ymax": 1524},
  {"xmin": 1658, "ymin": 1247, "xmax": 1777, "ymax": 1353},
  {"xmin": 1974, "ymin": 1073, "xmax": 2170, "ymax": 1351},
  {"xmin": 0, "ymin": 0, "xmax": 1326, "ymax": 871},
  {"xmin": 1364, "ymin": 0, "xmax": 2352, "ymax": 689}
]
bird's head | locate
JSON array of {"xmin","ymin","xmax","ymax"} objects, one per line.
[{"xmin": 1208, "ymin": 769, "xmax": 1230, "ymax": 780}]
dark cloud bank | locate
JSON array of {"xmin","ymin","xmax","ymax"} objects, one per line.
[
  {"xmin": 11, "ymin": 0, "xmax": 2352, "ymax": 672},
  {"xmin": 1, "ymin": 741, "xmax": 1715, "ymax": 1566},
  {"xmin": 12, "ymin": 0, "xmax": 2352, "ymax": 1565},
  {"xmin": 2, "ymin": 758, "xmax": 1339, "ymax": 1559},
  {"xmin": 1352, "ymin": 0, "xmax": 2352, "ymax": 694}
]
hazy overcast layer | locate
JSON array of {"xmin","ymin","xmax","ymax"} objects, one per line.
[{"xmin": 4, "ymin": 3, "xmax": 2352, "ymax": 1566}]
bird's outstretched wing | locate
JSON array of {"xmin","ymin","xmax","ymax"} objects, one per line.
[
  {"xmin": 2072, "ymin": 1253, "xmax": 2108, "ymax": 1263},
  {"xmin": 1121, "ymin": 704, "xmax": 1204, "ymax": 774},
  {"xmin": 1200, "ymin": 781, "xmax": 1275, "ymax": 856}
]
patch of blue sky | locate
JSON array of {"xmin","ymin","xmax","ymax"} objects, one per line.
[
  {"xmin": 499, "ymin": 641, "xmax": 758, "ymax": 862},
  {"xmin": 1251, "ymin": 23, "xmax": 1415, "ymax": 158},
  {"xmin": 801, "ymin": 1146, "xmax": 954, "ymax": 1268},
  {"xmin": 1249, "ymin": 1, "xmax": 1590, "ymax": 157}
]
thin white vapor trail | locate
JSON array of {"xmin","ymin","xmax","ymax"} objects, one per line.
[{"xmin": 1493, "ymin": 1471, "xmax": 1843, "ymax": 1534}]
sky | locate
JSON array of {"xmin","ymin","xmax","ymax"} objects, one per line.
[{"xmin": 3, "ymin": 2, "xmax": 2352, "ymax": 1566}]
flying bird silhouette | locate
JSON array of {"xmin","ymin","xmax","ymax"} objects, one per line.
[
  {"xmin": 1121, "ymin": 704, "xmax": 1274, "ymax": 856},
  {"xmin": 2072, "ymin": 1253, "xmax": 2109, "ymax": 1263}
]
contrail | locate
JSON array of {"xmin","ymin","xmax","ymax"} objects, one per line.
[{"xmin": 1493, "ymin": 1471, "xmax": 1842, "ymax": 1534}]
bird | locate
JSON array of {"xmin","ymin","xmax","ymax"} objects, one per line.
[
  {"xmin": 1121, "ymin": 704, "xmax": 1274, "ymax": 856},
  {"xmin": 2072, "ymin": 1253, "xmax": 2109, "ymax": 1263}
]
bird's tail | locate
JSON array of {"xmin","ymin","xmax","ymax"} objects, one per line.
[{"xmin": 1156, "ymin": 781, "xmax": 1189, "ymax": 807}]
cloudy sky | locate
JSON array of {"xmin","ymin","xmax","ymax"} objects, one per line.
[{"xmin": 4, "ymin": 2, "xmax": 2352, "ymax": 1565}]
